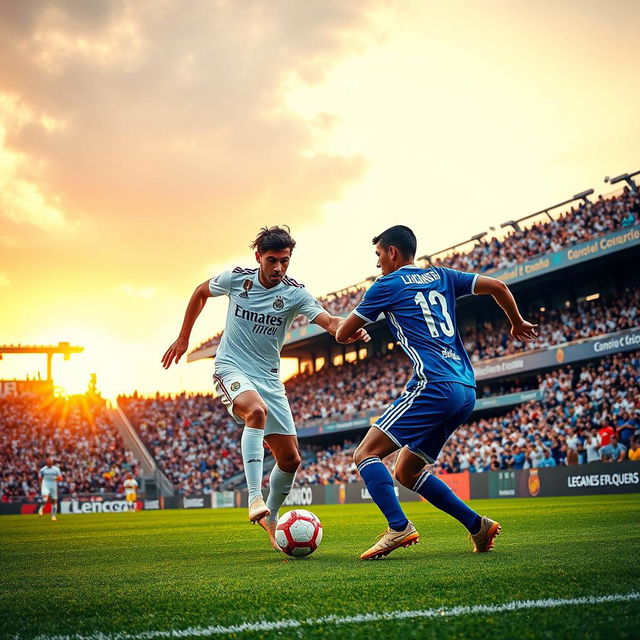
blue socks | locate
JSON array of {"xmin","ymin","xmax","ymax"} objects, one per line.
[
  {"xmin": 357, "ymin": 457, "xmax": 409, "ymax": 531},
  {"xmin": 413, "ymin": 470, "xmax": 481, "ymax": 533}
]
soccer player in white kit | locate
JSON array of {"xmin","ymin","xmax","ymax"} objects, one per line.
[
  {"xmin": 124, "ymin": 473, "xmax": 139, "ymax": 512},
  {"xmin": 162, "ymin": 226, "xmax": 369, "ymax": 548},
  {"xmin": 38, "ymin": 456, "xmax": 62, "ymax": 521}
]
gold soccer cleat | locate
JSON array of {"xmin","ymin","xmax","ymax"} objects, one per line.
[
  {"xmin": 360, "ymin": 521, "xmax": 419, "ymax": 560},
  {"xmin": 248, "ymin": 496, "xmax": 270, "ymax": 524},
  {"xmin": 470, "ymin": 516, "xmax": 501, "ymax": 552}
]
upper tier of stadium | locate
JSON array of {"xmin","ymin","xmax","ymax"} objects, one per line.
[{"xmin": 188, "ymin": 184, "xmax": 639, "ymax": 360}]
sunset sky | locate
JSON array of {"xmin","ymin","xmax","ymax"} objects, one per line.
[{"xmin": 1, "ymin": 0, "xmax": 639, "ymax": 399}]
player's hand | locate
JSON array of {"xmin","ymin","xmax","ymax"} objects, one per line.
[
  {"xmin": 343, "ymin": 328, "xmax": 371, "ymax": 344},
  {"xmin": 511, "ymin": 320, "xmax": 539, "ymax": 342},
  {"xmin": 161, "ymin": 336, "xmax": 189, "ymax": 369}
]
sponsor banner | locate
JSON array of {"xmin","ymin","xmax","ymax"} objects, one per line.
[
  {"xmin": 297, "ymin": 392, "xmax": 542, "ymax": 438},
  {"xmin": 0, "ymin": 380, "xmax": 54, "ymax": 396},
  {"xmin": 491, "ymin": 225, "xmax": 640, "ymax": 285},
  {"xmin": 283, "ymin": 486, "xmax": 314, "ymax": 507},
  {"xmin": 474, "ymin": 327, "xmax": 640, "ymax": 381},
  {"xmin": 144, "ymin": 499, "xmax": 161, "ymax": 510},
  {"xmin": 183, "ymin": 496, "xmax": 208, "ymax": 509},
  {"xmin": 474, "ymin": 390, "xmax": 542, "ymax": 411},
  {"xmin": 488, "ymin": 470, "xmax": 517, "ymax": 498},
  {"xmin": 439, "ymin": 471, "xmax": 471, "ymax": 501},
  {"xmin": 517, "ymin": 462, "xmax": 640, "ymax": 497},
  {"xmin": 212, "ymin": 491, "xmax": 235, "ymax": 509},
  {"xmin": 60, "ymin": 497, "xmax": 138, "ymax": 514}
]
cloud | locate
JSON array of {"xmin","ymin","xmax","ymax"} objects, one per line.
[
  {"xmin": 0, "ymin": 94, "xmax": 70, "ymax": 230},
  {"xmin": 0, "ymin": 0, "xmax": 384, "ymax": 264}
]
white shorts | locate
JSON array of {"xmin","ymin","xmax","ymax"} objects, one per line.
[
  {"xmin": 41, "ymin": 486, "xmax": 58, "ymax": 500},
  {"xmin": 213, "ymin": 366, "xmax": 296, "ymax": 437}
]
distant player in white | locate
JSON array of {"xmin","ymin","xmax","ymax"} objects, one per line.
[
  {"xmin": 124, "ymin": 473, "xmax": 139, "ymax": 512},
  {"xmin": 38, "ymin": 457, "xmax": 62, "ymax": 521},
  {"xmin": 162, "ymin": 226, "xmax": 369, "ymax": 548}
]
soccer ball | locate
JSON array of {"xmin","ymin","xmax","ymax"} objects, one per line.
[{"xmin": 275, "ymin": 509, "xmax": 323, "ymax": 557}]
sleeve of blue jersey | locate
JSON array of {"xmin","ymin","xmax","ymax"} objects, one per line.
[
  {"xmin": 441, "ymin": 267, "xmax": 479, "ymax": 298},
  {"xmin": 353, "ymin": 279, "xmax": 389, "ymax": 324}
]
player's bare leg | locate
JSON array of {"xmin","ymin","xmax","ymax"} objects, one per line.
[
  {"xmin": 233, "ymin": 391, "xmax": 270, "ymax": 523},
  {"xmin": 260, "ymin": 434, "xmax": 300, "ymax": 550},
  {"xmin": 394, "ymin": 448, "xmax": 499, "ymax": 551},
  {"xmin": 354, "ymin": 428, "xmax": 419, "ymax": 559}
]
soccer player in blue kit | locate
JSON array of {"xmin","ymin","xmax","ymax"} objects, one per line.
[{"xmin": 336, "ymin": 226, "xmax": 538, "ymax": 559}]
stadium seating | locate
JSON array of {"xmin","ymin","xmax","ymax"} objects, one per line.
[
  {"xmin": 285, "ymin": 287, "xmax": 638, "ymax": 424},
  {"xmin": 118, "ymin": 393, "xmax": 247, "ymax": 495},
  {"xmin": 0, "ymin": 394, "xmax": 140, "ymax": 500},
  {"xmin": 192, "ymin": 187, "xmax": 639, "ymax": 349},
  {"xmin": 296, "ymin": 351, "xmax": 639, "ymax": 484}
]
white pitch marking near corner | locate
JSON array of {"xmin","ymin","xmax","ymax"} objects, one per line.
[{"xmin": 21, "ymin": 592, "xmax": 640, "ymax": 640}]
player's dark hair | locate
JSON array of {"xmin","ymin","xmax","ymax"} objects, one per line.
[
  {"xmin": 251, "ymin": 226, "xmax": 296, "ymax": 253},
  {"xmin": 372, "ymin": 225, "xmax": 416, "ymax": 258}
]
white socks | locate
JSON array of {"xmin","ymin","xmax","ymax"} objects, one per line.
[
  {"xmin": 265, "ymin": 465, "xmax": 296, "ymax": 523},
  {"xmin": 241, "ymin": 427, "xmax": 265, "ymax": 502}
]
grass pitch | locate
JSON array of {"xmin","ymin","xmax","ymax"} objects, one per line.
[{"xmin": 1, "ymin": 494, "xmax": 639, "ymax": 639}]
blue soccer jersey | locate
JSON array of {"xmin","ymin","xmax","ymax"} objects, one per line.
[{"xmin": 354, "ymin": 266, "xmax": 477, "ymax": 387}]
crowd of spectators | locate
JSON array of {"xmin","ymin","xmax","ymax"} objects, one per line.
[
  {"xmin": 285, "ymin": 286, "xmax": 638, "ymax": 425},
  {"xmin": 431, "ymin": 187, "xmax": 639, "ymax": 273},
  {"xmin": 118, "ymin": 393, "xmax": 247, "ymax": 495},
  {"xmin": 192, "ymin": 187, "xmax": 639, "ymax": 349},
  {"xmin": 289, "ymin": 287, "xmax": 367, "ymax": 331},
  {"xmin": 0, "ymin": 394, "xmax": 140, "ymax": 501},
  {"xmin": 296, "ymin": 351, "xmax": 640, "ymax": 484},
  {"xmin": 463, "ymin": 287, "xmax": 638, "ymax": 361}
]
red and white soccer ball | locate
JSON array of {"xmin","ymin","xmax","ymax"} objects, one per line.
[{"xmin": 275, "ymin": 509, "xmax": 323, "ymax": 557}]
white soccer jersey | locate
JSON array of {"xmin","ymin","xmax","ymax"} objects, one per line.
[
  {"xmin": 124, "ymin": 479, "xmax": 138, "ymax": 495},
  {"xmin": 39, "ymin": 465, "xmax": 61, "ymax": 489},
  {"xmin": 209, "ymin": 268, "xmax": 324, "ymax": 378}
]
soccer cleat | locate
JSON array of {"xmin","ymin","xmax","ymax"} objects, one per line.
[
  {"xmin": 38, "ymin": 506, "xmax": 43, "ymax": 517},
  {"xmin": 248, "ymin": 496, "xmax": 270, "ymax": 524},
  {"xmin": 360, "ymin": 521, "xmax": 419, "ymax": 560},
  {"xmin": 52, "ymin": 516, "xmax": 57, "ymax": 521},
  {"xmin": 258, "ymin": 518, "xmax": 280, "ymax": 551},
  {"xmin": 470, "ymin": 516, "xmax": 501, "ymax": 552}
]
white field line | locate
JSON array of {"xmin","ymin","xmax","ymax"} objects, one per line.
[{"xmin": 19, "ymin": 592, "xmax": 640, "ymax": 640}]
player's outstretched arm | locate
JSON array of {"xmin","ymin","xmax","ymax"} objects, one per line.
[
  {"xmin": 315, "ymin": 312, "xmax": 370, "ymax": 344},
  {"xmin": 474, "ymin": 275, "xmax": 539, "ymax": 342},
  {"xmin": 334, "ymin": 313, "xmax": 368, "ymax": 344},
  {"xmin": 161, "ymin": 280, "xmax": 212, "ymax": 369}
]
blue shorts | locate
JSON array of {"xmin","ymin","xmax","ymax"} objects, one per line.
[{"xmin": 373, "ymin": 379, "xmax": 476, "ymax": 463}]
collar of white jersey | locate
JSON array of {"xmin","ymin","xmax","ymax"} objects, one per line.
[{"xmin": 253, "ymin": 269, "xmax": 284, "ymax": 291}]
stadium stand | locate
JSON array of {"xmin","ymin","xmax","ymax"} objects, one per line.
[
  {"xmin": 190, "ymin": 186, "xmax": 639, "ymax": 351},
  {"xmin": 118, "ymin": 393, "xmax": 247, "ymax": 496},
  {"xmin": 295, "ymin": 351, "xmax": 640, "ymax": 484},
  {"xmin": 285, "ymin": 287, "xmax": 638, "ymax": 424},
  {"xmin": 0, "ymin": 394, "xmax": 140, "ymax": 500}
]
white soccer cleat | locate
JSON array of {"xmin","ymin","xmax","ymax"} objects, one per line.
[
  {"xmin": 248, "ymin": 496, "xmax": 270, "ymax": 524},
  {"xmin": 470, "ymin": 516, "xmax": 501, "ymax": 552},
  {"xmin": 360, "ymin": 521, "xmax": 419, "ymax": 560},
  {"xmin": 52, "ymin": 516, "xmax": 57, "ymax": 521}
]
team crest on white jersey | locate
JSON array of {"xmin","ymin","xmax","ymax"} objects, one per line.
[
  {"xmin": 240, "ymin": 279, "xmax": 253, "ymax": 298},
  {"xmin": 273, "ymin": 296, "xmax": 284, "ymax": 311}
]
